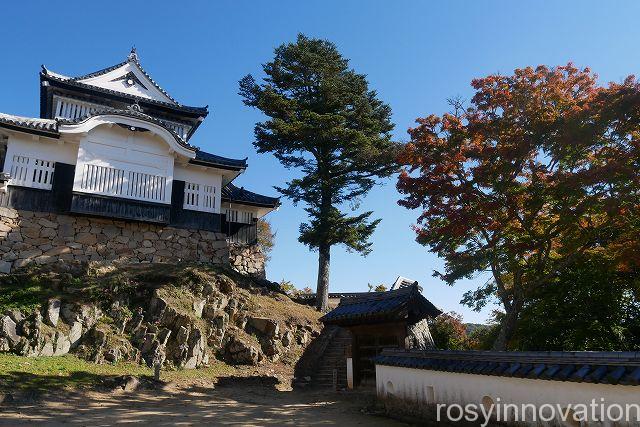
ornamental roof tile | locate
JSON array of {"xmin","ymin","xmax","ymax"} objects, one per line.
[{"xmin": 373, "ymin": 349, "xmax": 640, "ymax": 385}]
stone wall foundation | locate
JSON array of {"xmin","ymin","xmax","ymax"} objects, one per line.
[
  {"xmin": 229, "ymin": 243, "xmax": 266, "ymax": 278},
  {"xmin": 0, "ymin": 207, "xmax": 230, "ymax": 273}
]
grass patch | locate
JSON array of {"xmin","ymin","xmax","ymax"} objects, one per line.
[
  {"xmin": 0, "ymin": 275, "xmax": 53, "ymax": 314},
  {"xmin": 0, "ymin": 353, "xmax": 236, "ymax": 393},
  {"xmin": 248, "ymin": 293, "xmax": 321, "ymax": 324}
]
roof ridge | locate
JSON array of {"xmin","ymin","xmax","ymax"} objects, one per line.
[
  {"xmin": 338, "ymin": 283, "xmax": 419, "ymax": 304},
  {"xmin": 222, "ymin": 182, "xmax": 280, "ymax": 207},
  {"xmin": 68, "ymin": 59, "xmax": 128, "ymax": 82},
  {"xmin": 195, "ymin": 150, "xmax": 247, "ymax": 167}
]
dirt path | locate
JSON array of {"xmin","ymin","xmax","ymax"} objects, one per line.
[{"xmin": 0, "ymin": 380, "xmax": 407, "ymax": 426}]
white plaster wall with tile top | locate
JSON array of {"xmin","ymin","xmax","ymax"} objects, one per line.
[
  {"xmin": 72, "ymin": 125, "xmax": 174, "ymax": 204},
  {"xmin": 173, "ymin": 163, "xmax": 223, "ymax": 213},
  {"xmin": 376, "ymin": 365, "xmax": 640, "ymax": 426}
]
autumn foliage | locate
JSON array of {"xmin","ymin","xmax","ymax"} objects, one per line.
[{"xmin": 397, "ymin": 64, "xmax": 640, "ymax": 349}]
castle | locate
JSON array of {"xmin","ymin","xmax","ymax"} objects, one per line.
[{"xmin": 0, "ymin": 49, "xmax": 278, "ymax": 276}]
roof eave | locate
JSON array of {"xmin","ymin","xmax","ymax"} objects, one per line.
[
  {"xmin": 0, "ymin": 122, "xmax": 60, "ymax": 139},
  {"xmin": 188, "ymin": 159, "xmax": 247, "ymax": 172},
  {"xmin": 221, "ymin": 197, "xmax": 280, "ymax": 209}
]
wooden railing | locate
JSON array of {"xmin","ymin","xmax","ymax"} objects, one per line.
[{"xmin": 9, "ymin": 155, "xmax": 55, "ymax": 190}]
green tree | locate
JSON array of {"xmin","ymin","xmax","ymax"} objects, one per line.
[
  {"xmin": 278, "ymin": 280, "xmax": 297, "ymax": 295},
  {"xmin": 257, "ymin": 219, "xmax": 275, "ymax": 262},
  {"xmin": 428, "ymin": 312, "xmax": 472, "ymax": 350},
  {"xmin": 515, "ymin": 253, "xmax": 640, "ymax": 350},
  {"xmin": 240, "ymin": 34, "xmax": 398, "ymax": 311},
  {"xmin": 467, "ymin": 315, "xmax": 502, "ymax": 350}
]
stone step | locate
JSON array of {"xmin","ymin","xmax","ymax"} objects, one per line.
[
  {"xmin": 312, "ymin": 378, "xmax": 347, "ymax": 387},
  {"xmin": 320, "ymin": 355, "xmax": 346, "ymax": 360},
  {"xmin": 318, "ymin": 362, "xmax": 345, "ymax": 368},
  {"xmin": 315, "ymin": 372, "xmax": 347, "ymax": 379},
  {"xmin": 308, "ymin": 327, "xmax": 352, "ymax": 389},
  {"xmin": 320, "ymin": 354, "xmax": 347, "ymax": 364}
]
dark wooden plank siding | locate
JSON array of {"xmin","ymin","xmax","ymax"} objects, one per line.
[
  {"xmin": 0, "ymin": 186, "xmax": 57, "ymax": 212},
  {"xmin": 70, "ymin": 193, "xmax": 170, "ymax": 224},
  {"xmin": 52, "ymin": 163, "xmax": 75, "ymax": 212},
  {"xmin": 223, "ymin": 218, "xmax": 257, "ymax": 244},
  {"xmin": 0, "ymin": 162, "xmax": 75, "ymax": 213}
]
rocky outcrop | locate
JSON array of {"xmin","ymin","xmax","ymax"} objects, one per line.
[
  {"xmin": 0, "ymin": 309, "xmax": 94, "ymax": 358},
  {"xmin": 247, "ymin": 317, "xmax": 279, "ymax": 338},
  {"xmin": 224, "ymin": 334, "xmax": 261, "ymax": 365},
  {"xmin": 0, "ymin": 264, "xmax": 322, "ymax": 370},
  {"xmin": 44, "ymin": 298, "xmax": 61, "ymax": 327}
]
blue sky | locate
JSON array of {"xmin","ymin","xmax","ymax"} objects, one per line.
[{"xmin": 1, "ymin": 1, "xmax": 639, "ymax": 323}]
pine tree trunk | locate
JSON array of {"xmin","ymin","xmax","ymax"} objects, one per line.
[{"xmin": 315, "ymin": 243, "xmax": 330, "ymax": 312}]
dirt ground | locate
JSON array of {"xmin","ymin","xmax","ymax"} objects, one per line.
[{"xmin": 0, "ymin": 378, "xmax": 408, "ymax": 426}]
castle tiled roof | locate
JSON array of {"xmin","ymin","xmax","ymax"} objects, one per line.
[
  {"xmin": 67, "ymin": 48, "xmax": 182, "ymax": 106},
  {"xmin": 0, "ymin": 111, "xmax": 245, "ymax": 172},
  {"xmin": 320, "ymin": 284, "xmax": 442, "ymax": 326},
  {"xmin": 41, "ymin": 71, "xmax": 208, "ymax": 116},
  {"xmin": 193, "ymin": 151, "xmax": 247, "ymax": 171},
  {"xmin": 222, "ymin": 183, "xmax": 280, "ymax": 208},
  {"xmin": 0, "ymin": 113, "xmax": 58, "ymax": 136},
  {"xmin": 373, "ymin": 349, "xmax": 640, "ymax": 386}
]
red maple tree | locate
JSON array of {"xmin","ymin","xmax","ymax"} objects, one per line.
[{"xmin": 397, "ymin": 64, "xmax": 640, "ymax": 349}]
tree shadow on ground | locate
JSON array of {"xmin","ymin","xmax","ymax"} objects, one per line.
[
  {"xmin": 0, "ymin": 372, "xmax": 400, "ymax": 426},
  {"xmin": 0, "ymin": 370, "xmax": 153, "ymax": 396}
]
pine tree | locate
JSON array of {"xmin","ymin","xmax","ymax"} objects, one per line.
[{"xmin": 240, "ymin": 34, "xmax": 398, "ymax": 311}]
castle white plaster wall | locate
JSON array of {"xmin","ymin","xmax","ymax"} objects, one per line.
[
  {"xmin": 73, "ymin": 125, "xmax": 174, "ymax": 203},
  {"xmin": 376, "ymin": 364, "xmax": 640, "ymax": 426},
  {"xmin": 173, "ymin": 163, "xmax": 223, "ymax": 213}
]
